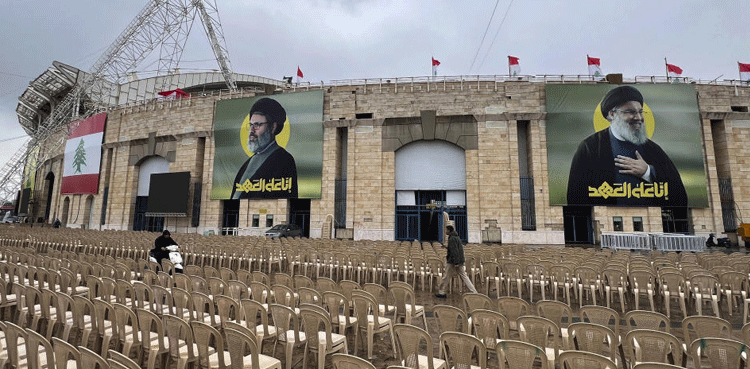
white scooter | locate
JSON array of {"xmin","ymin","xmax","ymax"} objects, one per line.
[
  {"xmin": 166, "ymin": 245, "xmax": 184, "ymax": 271},
  {"xmin": 149, "ymin": 245, "xmax": 184, "ymax": 271}
]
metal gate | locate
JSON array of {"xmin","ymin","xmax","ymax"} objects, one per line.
[
  {"xmin": 395, "ymin": 203, "xmax": 467, "ymax": 242},
  {"xmin": 133, "ymin": 196, "xmax": 164, "ymax": 232}
]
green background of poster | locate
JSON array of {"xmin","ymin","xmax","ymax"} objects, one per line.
[
  {"xmin": 23, "ymin": 145, "xmax": 39, "ymax": 195},
  {"xmin": 545, "ymin": 84, "xmax": 708, "ymax": 207},
  {"xmin": 211, "ymin": 90, "xmax": 324, "ymax": 199}
]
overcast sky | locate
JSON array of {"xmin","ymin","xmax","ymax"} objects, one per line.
[{"xmin": 1, "ymin": 0, "xmax": 749, "ymax": 172}]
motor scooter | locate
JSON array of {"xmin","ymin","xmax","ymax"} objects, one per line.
[{"xmin": 149, "ymin": 245, "xmax": 184, "ymax": 271}]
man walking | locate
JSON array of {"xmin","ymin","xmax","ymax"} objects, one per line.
[{"xmin": 436, "ymin": 224, "xmax": 477, "ymax": 298}]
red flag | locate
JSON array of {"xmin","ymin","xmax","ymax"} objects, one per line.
[
  {"xmin": 296, "ymin": 66, "xmax": 304, "ymax": 78},
  {"xmin": 740, "ymin": 62, "xmax": 750, "ymax": 81},
  {"xmin": 508, "ymin": 56, "xmax": 521, "ymax": 76},
  {"xmin": 157, "ymin": 88, "xmax": 190, "ymax": 100},
  {"xmin": 431, "ymin": 57, "xmax": 441, "ymax": 67},
  {"xmin": 587, "ymin": 56, "xmax": 603, "ymax": 77},
  {"xmin": 666, "ymin": 63, "xmax": 683, "ymax": 76}
]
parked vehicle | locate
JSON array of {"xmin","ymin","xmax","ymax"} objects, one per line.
[
  {"xmin": 2, "ymin": 216, "xmax": 18, "ymax": 224},
  {"xmin": 265, "ymin": 224, "xmax": 302, "ymax": 238}
]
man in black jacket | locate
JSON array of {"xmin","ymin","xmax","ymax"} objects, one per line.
[
  {"xmin": 231, "ymin": 98, "xmax": 298, "ymax": 199},
  {"xmin": 436, "ymin": 224, "xmax": 477, "ymax": 298},
  {"xmin": 567, "ymin": 86, "xmax": 687, "ymax": 207},
  {"xmin": 151, "ymin": 229, "xmax": 177, "ymax": 266}
]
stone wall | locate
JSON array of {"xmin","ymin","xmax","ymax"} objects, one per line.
[{"xmin": 28, "ymin": 81, "xmax": 750, "ymax": 244}]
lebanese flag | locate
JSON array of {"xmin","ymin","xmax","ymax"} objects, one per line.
[
  {"xmin": 587, "ymin": 56, "xmax": 603, "ymax": 78},
  {"xmin": 432, "ymin": 57, "xmax": 440, "ymax": 76},
  {"xmin": 157, "ymin": 88, "xmax": 189, "ymax": 101},
  {"xmin": 739, "ymin": 62, "xmax": 750, "ymax": 81},
  {"xmin": 297, "ymin": 66, "xmax": 304, "ymax": 79},
  {"xmin": 666, "ymin": 63, "xmax": 683, "ymax": 78},
  {"xmin": 61, "ymin": 113, "xmax": 106, "ymax": 194},
  {"xmin": 508, "ymin": 56, "xmax": 521, "ymax": 76}
]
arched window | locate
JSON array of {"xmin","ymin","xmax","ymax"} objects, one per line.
[
  {"xmin": 83, "ymin": 195, "xmax": 94, "ymax": 229},
  {"xmin": 44, "ymin": 172, "xmax": 55, "ymax": 221},
  {"xmin": 137, "ymin": 156, "xmax": 170, "ymax": 196},
  {"xmin": 133, "ymin": 156, "xmax": 169, "ymax": 231},
  {"xmin": 61, "ymin": 197, "xmax": 70, "ymax": 227},
  {"xmin": 395, "ymin": 140, "xmax": 466, "ymax": 191},
  {"xmin": 394, "ymin": 140, "xmax": 467, "ymax": 241}
]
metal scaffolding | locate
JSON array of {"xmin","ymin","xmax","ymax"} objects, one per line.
[{"xmin": 0, "ymin": 0, "xmax": 236, "ymax": 206}]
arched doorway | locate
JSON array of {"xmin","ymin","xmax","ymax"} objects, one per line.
[
  {"xmin": 133, "ymin": 156, "xmax": 168, "ymax": 231},
  {"xmin": 395, "ymin": 140, "xmax": 467, "ymax": 242},
  {"xmin": 44, "ymin": 172, "xmax": 55, "ymax": 222},
  {"xmin": 61, "ymin": 197, "xmax": 70, "ymax": 227},
  {"xmin": 83, "ymin": 195, "xmax": 94, "ymax": 229}
]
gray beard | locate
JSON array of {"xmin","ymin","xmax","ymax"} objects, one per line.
[
  {"xmin": 248, "ymin": 130, "xmax": 275, "ymax": 153},
  {"xmin": 611, "ymin": 116, "xmax": 648, "ymax": 145}
]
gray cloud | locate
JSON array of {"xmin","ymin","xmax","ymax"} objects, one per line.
[{"xmin": 1, "ymin": 0, "xmax": 748, "ymax": 168}]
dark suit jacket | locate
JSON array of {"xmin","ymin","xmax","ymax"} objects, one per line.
[
  {"xmin": 567, "ymin": 128, "xmax": 687, "ymax": 207},
  {"xmin": 231, "ymin": 145, "xmax": 298, "ymax": 199}
]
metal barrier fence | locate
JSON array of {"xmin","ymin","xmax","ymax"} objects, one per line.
[
  {"xmin": 652, "ymin": 233, "xmax": 706, "ymax": 252},
  {"xmin": 601, "ymin": 233, "xmax": 652, "ymax": 251},
  {"xmin": 601, "ymin": 232, "xmax": 707, "ymax": 252}
]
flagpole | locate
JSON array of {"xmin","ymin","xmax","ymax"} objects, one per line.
[
  {"xmin": 739, "ymin": 61, "xmax": 741, "ymax": 81},
  {"xmin": 664, "ymin": 57, "xmax": 669, "ymax": 82},
  {"xmin": 587, "ymin": 54, "xmax": 590, "ymax": 77}
]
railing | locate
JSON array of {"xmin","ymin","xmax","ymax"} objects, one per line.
[
  {"xmin": 601, "ymin": 232, "xmax": 707, "ymax": 252},
  {"xmin": 601, "ymin": 232, "xmax": 652, "ymax": 251},
  {"xmin": 220, "ymin": 227, "xmax": 268, "ymax": 237},
  {"xmin": 83, "ymin": 74, "xmax": 750, "ymax": 115},
  {"xmin": 719, "ymin": 178, "xmax": 736, "ymax": 232},
  {"xmin": 289, "ymin": 74, "xmax": 750, "ymax": 91},
  {"xmin": 520, "ymin": 177, "xmax": 536, "ymax": 231},
  {"xmin": 652, "ymin": 233, "xmax": 706, "ymax": 252}
]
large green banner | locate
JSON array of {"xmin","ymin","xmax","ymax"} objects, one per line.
[
  {"xmin": 23, "ymin": 145, "xmax": 39, "ymax": 195},
  {"xmin": 545, "ymin": 84, "xmax": 707, "ymax": 208},
  {"xmin": 211, "ymin": 90, "xmax": 324, "ymax": 199}
]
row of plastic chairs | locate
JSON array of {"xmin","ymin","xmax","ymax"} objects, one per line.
[
  {"xmin": 7, "ymin": 280, "xmax": 750, "ymax": 362},
  {"xmin": 480, "ymin": 254, "xmax": 750, "ymax": 321},
  {"xmin": 9, "ymin": 234, "xmax": 750, "ymax": 326},
  {"xmin": 0, "ymin": 302, "xmax": 281, "ymax": 369},
  {"xmin": 132, "ymin": 262, "xmax": 750, "ymax": 368},
  {"xmin": 5, "ymin": 240, "xmax": 750, "ymax": 366},
  {"xmin": 433, "ymin": 297, "xmax": 750, "ymax": 369},
  {"xmin": 0, "ymin": 320, "xmax": 141, "ymax": 369}
]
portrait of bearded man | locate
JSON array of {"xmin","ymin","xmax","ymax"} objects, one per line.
[
  {"xmin": 567, "ymin": 85, "xmax": 688, "ymax": 206},
  {"xmin": 231, "ymin": 97, "xmax": 298, "ymax": 199}
]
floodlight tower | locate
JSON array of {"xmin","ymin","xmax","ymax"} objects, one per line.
[{"xmin": 0, "ymin": 0, "xmax": 237, "ymax": 206}]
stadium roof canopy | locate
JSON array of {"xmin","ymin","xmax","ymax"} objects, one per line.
[
  {"xmin": 16, "ymin": 63, "xmax": 285, "ymax": 136},
  {"xmin": 16, "ymin": 61, "xmax": 82, "ymax": 136}
]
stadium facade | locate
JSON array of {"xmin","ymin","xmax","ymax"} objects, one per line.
[{"xmin": 17, "ymin": 71, "xmax": 750, "ymax": 246}]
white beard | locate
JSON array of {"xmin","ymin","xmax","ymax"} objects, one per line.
[
  {"xmin": 248, "ymin": 130, "xmax": 275, "ymax": 153},
  {"xmin": 610, "ymin": 115, "xmax": 648, "ymax": 145}
]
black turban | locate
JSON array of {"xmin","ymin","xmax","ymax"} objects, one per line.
[
  {"xmin": 600, "ymin": 86, "xmax": 644, "ymax": 118},
  {"xmin": 162, "ymin": 229, "xmax": 170, "ymax": 236},
  {"xmin": 249, "ymin": 98, "xmax": 287, "ymax": 135}
]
